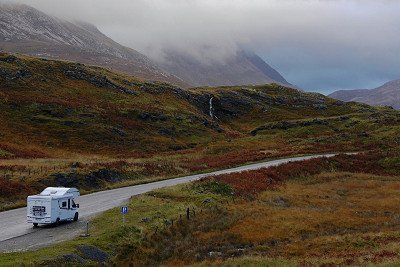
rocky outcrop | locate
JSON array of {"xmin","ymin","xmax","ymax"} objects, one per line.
[
  {"xmin": 44, "ymin": 169, "xmax": 124, "ymax": 189},
  {"xmin": 62, "ymin": 64, "xmax": 137, "ymax": 95},
  {"xmin": 0, "ymin": 67, "xmax": 31, "ymax": 81},
  {"xmin": 251, "ymin": 116, "xmax": 350, "ymax": 135}
]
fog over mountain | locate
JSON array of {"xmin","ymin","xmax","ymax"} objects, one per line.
[
  {"xmin": 0, "ymin": 3, "xmax": 291, "ymax": 87},
  {"xmin": 0, "ymin": 3, "xmax": 188, "ymax": 86},
  {"xmin": 4, "ymin": 0, "xmax": 400, "ymax": 93}
]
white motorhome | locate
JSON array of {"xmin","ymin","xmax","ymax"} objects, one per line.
[{"xmin": 27, "ymin": 187, "xmax": 80, "ymax": 227}]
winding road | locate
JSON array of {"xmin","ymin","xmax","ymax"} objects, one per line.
[{"xmin": 0, "ymin": 153, "xmax": 338, "ymax": 252}]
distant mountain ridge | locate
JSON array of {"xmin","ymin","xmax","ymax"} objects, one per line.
[
  {"xmin": 329, "ymin": 79, "xmax": 400, "ymax": 109},
  {"xmin": 155, "ymin": 49, "xmax": 292, "ymax": 87},
  {"xmin": 0, "ymin": 3, "xmax": 186, "ymax": 86}
]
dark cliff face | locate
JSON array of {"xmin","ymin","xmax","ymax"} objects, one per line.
[
  {"xmin": 242, "ymin": 51, "xmax": 289, "ymax": 85},
  {"xmin": 154, "ymin": 48, "xmax": 292, "ymax": 88},
  {"xmin": 329, "ymin": 79, "xmax": 400, "ymax": 109}
]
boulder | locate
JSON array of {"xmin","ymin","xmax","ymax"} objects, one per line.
[{"xmin": 77, "ymin": 245, "xmax": 109, "ymax": 263}]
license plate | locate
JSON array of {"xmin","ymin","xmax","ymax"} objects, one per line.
[{"xmin": 33, "ymin": 206, "xmax": 46, "ymax": 216}]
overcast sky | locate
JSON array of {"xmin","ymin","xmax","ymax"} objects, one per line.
[{"xmin": 9, "ymin": 0, "xmax": 400, "ymax": 93}]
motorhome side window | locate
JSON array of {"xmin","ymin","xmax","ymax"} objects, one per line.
[{"xmin": 61, "ymin": 201, "xmax": 67, "ymax": 208}]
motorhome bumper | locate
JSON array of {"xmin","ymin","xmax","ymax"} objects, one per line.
[{"xmin": 27, "ymin": 216, "xmax": 52, "ymax": 224}]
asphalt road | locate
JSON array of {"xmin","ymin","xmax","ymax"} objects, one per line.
[{"xmin": 0, "ymin": 153, "xmax": 338, "ymax": 252}]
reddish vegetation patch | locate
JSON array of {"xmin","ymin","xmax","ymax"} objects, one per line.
[
  {"xmin": 212, "ymin": 168, "xmax": 283, "ymax": 196},
  {"xmin": 0, "ymin": 143, "xmax": 48, "ymax": 159},
  {"xmin": 368, "ymin": 235, "xmax": 400, "ymax": 245},
  {"xmin": 85, "ymin": 160, "xmax": 181, "ymax": 177},
  {"xmin": 203, "ymin": 151, "xmax": 394, "ymax": 197},
  {"xmin": 372, "ymin": 250, "xmax": 398, "ymax": 262},
  {"xmin": 0, "ymin": 177, "xmax": 33, "ymax": 198},
  {"xmin": 182, "ymin": 141, "xmax": 381, "ymax": 174},
  {"xmin": 6, "ymin": 93, "xmax": 84, "ymax": 109},
  {"xmin": 87, "ymin": 160, "xmax": 128, "ymax": 170},
  {"xmin": 0, "ymin": 165, "xmax": 27, "ymax": 172}
]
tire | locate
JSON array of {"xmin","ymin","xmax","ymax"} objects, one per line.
[
  {"xmin": 55, "ymin": 218, "xmax": 60, "ymax": 225},
  {"xmin": 73, "ymin": 212, "xmax": 79, "ymax": 222},
  {"xmin": 33, "ymin": 223, "xmax": 38, "ymax": 227}
]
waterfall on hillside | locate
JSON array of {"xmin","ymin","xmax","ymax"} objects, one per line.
[{"xmin": 209, "ymin": 97, "xmax": 214, "ymax": 119}]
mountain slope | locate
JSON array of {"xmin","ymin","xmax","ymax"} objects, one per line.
[
  {"xmin": 0, "ymin": 3, "xmax": 186, "ymax": 86},
  {"xmin": 244, "ymin": 51, "xmax": 288, "ymax": 84},
  {"xmin": 0, "ymin": 52, "xmax": 363, "ymax": 158},
  {"xmin": 155, "ymin": 49, "xmax": 292, "ymax": 87},
  {"xmin": 329, "ymin": 89, "xmax": 372, "ymax": 102},
  {"xmin": 329, "ymin": 79, "xmax": 400, "ymax": 109},
  {"xmin": 0, "ymin": 4, "xmax": 293, "ymax": 88}
]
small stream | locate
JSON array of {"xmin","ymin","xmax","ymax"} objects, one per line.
[{"xmin": 209, "ymin": 97, "xmax": 214, "ymax": 119}]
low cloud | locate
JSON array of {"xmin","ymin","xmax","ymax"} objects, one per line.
[{"xmin": 5, "ymin": 0, "xmax": 400, "ymax": 93}]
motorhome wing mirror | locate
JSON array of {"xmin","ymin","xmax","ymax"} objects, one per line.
[{"xmin": 76, "ymin": 204, "xmax": 80, "ymax": 208}]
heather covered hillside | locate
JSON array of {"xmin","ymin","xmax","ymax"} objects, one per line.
[
  {"xmin": 0, "ymin": 52, "xmax": 369, "ymax": 159},
  {"xmin": 1, "ymin": 52, "xmax": 400, "ymax": 212},
  {"xmin": 3, "ymin": 152, "xmax": 400, "ymax": 266},
  {"xmin": 0, "ymin": 53, "xmax": 216, "ymax": 157}
]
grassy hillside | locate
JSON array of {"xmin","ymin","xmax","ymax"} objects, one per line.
[
  {"xmin": 0, "ymin": 53, "xmax": 219, "ymax": 157},
  {"xmin": 0, "ymin": 52, "xmax": 376, "ymax": 158},
  {"xmin": 1, "ymin": 53, "xmax": 400, "ymax": 266},
  {"xmin": 1, "ymin": 52, "xmax": 400, "ymax": 211}
]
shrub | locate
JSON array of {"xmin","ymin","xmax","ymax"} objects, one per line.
[
  {"xmin": 199, "ymin": 151, "xmax": 397, "ymax": 197},
  {"xmin": 194, "ymin": 180, "xmax": 234, "ymax": 196},
  {"xmin": 0, "ymin": 177, "xmax": 33, "ymax": 198},
  {"xmin": 117, "ymin": 209, "xmax": 241, "ymax": 266}
]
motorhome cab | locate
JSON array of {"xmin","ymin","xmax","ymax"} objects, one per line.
[{"xmin": 27, "ymin": 187, "xmax": 80, "ymax": 227}]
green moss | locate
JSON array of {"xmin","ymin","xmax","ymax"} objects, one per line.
[
  {"xmin": 0, "ymin": 149, "xmax": 12, "ymax": 158},
  {"xmin": 194, "ymin": 180, "xmax": 234, "ymax": 196}
]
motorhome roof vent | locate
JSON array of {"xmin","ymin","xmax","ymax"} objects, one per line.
[{"xmin": 38, "ymin": 187, "xmax": 80, "ymax": 198}]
